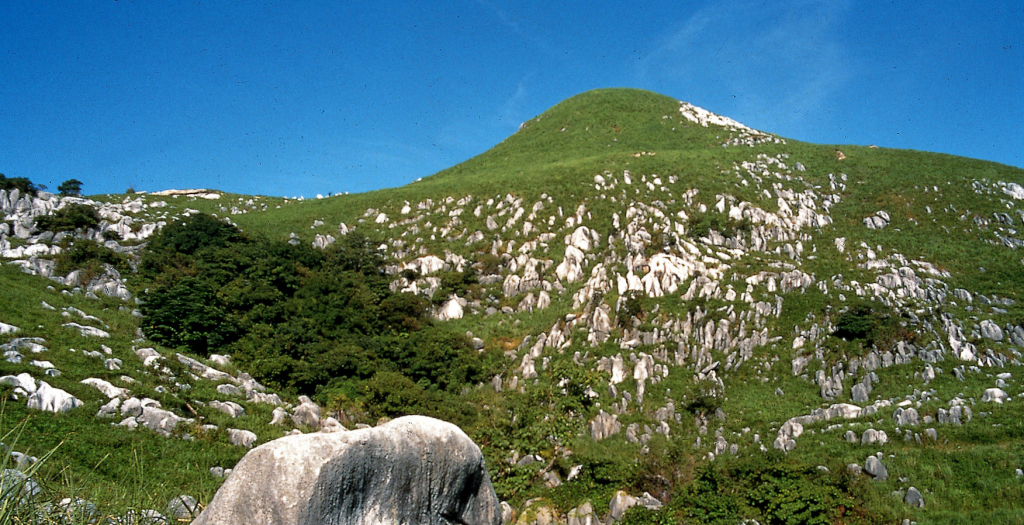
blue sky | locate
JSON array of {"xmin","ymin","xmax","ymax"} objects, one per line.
[{"xmin": 1, "ymin": 1, "xmax": 1021, "ymax": 198}]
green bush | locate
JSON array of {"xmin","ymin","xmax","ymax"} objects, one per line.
[
  {"xmin": 136, "ymin": 214, "xmax": 491, "ymax": 410},
  {"xmin": 35, "ymin": 204, "xmax": 100, "ymax": 233},
  {"xmin": 0, "ymin": 173, "xmax": 39, "ymax": 195},
  {"xmin": 53, "ymin": 239, "xmax": 127, "ymax": 278},
  {"xmin": 744, "ymin": 464, "xmax": 849, "ymax": 525},
  {"xmin": 57, "ymin": 179, "xmax": 83, "ymax": 196},
  {"xmin": 145, "ymin": 213, "xmax": 244, "ymax": 256},
  {"xmin": 832, "ymin": 300, "xmax": 916, "ymax": 352},
  {"xmin": 140, "ymin": 277, "xmax": 238, "ymax": 356}
]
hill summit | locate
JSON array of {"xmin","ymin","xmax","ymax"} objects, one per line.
[{"xmin": 425, "ymin": 88, "xmax": 783, "ymax": 191}]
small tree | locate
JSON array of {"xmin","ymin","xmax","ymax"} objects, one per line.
[
  {"xmin": 57, "ymin": 179, "xmax": 83, "ymax": 196},
  {"xmin": 0, "ymin": 174, "xmax": 39, "ymax": 195}
]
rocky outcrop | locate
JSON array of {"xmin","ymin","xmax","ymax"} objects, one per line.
[{"xmin": 192, "ymin": 416, "xmax": 501, "ymax": 525}]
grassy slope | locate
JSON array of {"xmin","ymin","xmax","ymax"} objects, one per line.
[{"xmin": 9, "ymin": 88, "xmax": 1024, "ymax": 523}]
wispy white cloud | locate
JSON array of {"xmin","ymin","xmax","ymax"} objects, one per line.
[
  {"xmin": 472, "ymin": 0, "xmax": 555, "ymax": 56},
  {"xmin": 637, "ymin": 0, "xmax": 854, "ymax": 132}
]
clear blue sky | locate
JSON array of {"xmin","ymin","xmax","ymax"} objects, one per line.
[{"xmin": 1, "ymin": 1, "xmax": 1021, "ymax": 198}]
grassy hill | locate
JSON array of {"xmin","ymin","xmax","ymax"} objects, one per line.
[{"xmin": 3, "ymin": 88, "xmax": 1024, "ymax": 524}]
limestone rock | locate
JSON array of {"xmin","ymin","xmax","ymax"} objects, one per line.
[
  {"xmin": 81, "ymin": 378, "xmax": 128, "ymax": 399},
  {"xmin": 980, "ymin": 320, "xmax": 1003, "ymax": 341},
  {"xmin": 270, "ymin": 407, "xmax": 289, "ymax": 426},
  {"xmin": 26, "ymin": 381, "xmax": 82, "ymax": 413},
  {"xmin": 981, "ymin": 388, "xmax": 1008, "ymax": 404},
  {"xmin": 137, "ymin": 406, "xmax": 184, "ymax": 437},
  {"xmin": 864, "ymin": 455, "xmax": 888, "ymax": 481},
  {"xmin": 192, "ymin": 416, "xmax": 501, "ymax": 525},
  {"xmin": 217, "ymin": 384, "xmax": 243, "ymax": 397},
  {"xmin": 62, "ymin": 322, "xmax": 110, "ymax": 338},
  {"xmin": 292, "ymin": 396, "xmax": 321, "ymax": 428},
  {"xmin": 904, "ymin": 486, "xmax": 925, "ymax": 508},
  {"xmin": 589, "ymin": 410, "xmax": 621, "ymax": 441},
  {"xmin": 211, "ymin": 400, "xmax": 246, "ymax": 418},
  {"xmin": 893, "ymin": 407, "xmax": 920, "ymax": 426},
  {"xmin": 609, "ymin": 491, "xmax": 638, "ymax": 521},
  {"xmin": 228, "ymin": 428, "xmax": 257, "ymax": 448},
  {"xmin": 166, "ymin": 495, "xmax": 201, "ymax": 520},
  {"xmin": 0, "ymin": 373, "xmax": 37, "ymax": 394},
  {"xmin": 567, "ymin": 501, "xmax": 597, "ymax": 525},
  {"xmin": 861, "ymin": 428, "xmax": 888, "ymax": 446},
  {"xmin": 501, "ymin": 501, "xmax": 517, "ymax": 525}
]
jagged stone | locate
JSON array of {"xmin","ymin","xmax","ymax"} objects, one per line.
[
  {"xmin": 137, "ymin": 406, "xmax": 184, "ymax": 436},
  {"xmin": 861, "ymin": 428, "xmax": 888, "ymax": 446},
  {"xmin": 217, "ymin": 384, "xmax": 243, "ymax": 397},
  {"xmin": 567, "ymin": 501, "xmax": 597, "ymax": 525},
  {"xmin": 270, "ymin": 407, "xmax": 289, "ymax": 426},
  {"xmin": 589, "ymin": 410, "xmax": 621, "ymax": 441},
  {"xmin": 211, "ymin": 400, "xmax": 246, "ymax": 418},
  {"xmin": 893, "ymin": 407, "xmax": 920, "ymax": 426},
  {"xmin": 980, "ymin": 320, "xmax": 1004, "ymax": 341}
]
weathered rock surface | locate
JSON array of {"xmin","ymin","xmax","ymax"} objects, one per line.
[
  {"xmin": 864, "ymin": 455, "xmax": 888, "ymax": 481},
  {"xmin": 192, "ymin": 415, "xmax": 501, "ymax": 525}
]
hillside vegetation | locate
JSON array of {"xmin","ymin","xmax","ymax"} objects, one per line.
[{"xmin": 2, "ymin": 88, "xmax": 1024, "ymax": 524}]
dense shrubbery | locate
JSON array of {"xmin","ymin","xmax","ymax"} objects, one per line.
[
  {"xmin": 35, "ymin": 203, "xmax": 100, "ymax": 233},
  {"xmin": 53, "ymin": 239, "xmax": 128, "ymax": 278},
  {"xmin": 136, "ymin": 214, "xmax": 493, "ymax": 421},
  {"xmin": 832, "ymin": 299, "xmax": 917, "ymax": 352}
]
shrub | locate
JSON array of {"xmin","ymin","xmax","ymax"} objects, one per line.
[
  {"xmin": 0, "ymin": 173, "xmax": 39, "ymax": 195},
  {"xmin": 832, "ymin": 300, "xmax": 916, "ymax": 352},
  {"xmin": 53, "ymin": 239, "xmax": 126, "ymax": 277},
  {"xmin": 145, "ymin": 213, "xmax": 244, "ymax": 256},
  {"xmin": 35, "ymin": 204, "xmax": 100, "ymax": 233},
  {"xmin": 57, "ymin": 179, "xmax": 83, "ymax": 196},
  {"xmin": 140, "ymin": 277, "xmax": 237, "ymax": 356}
]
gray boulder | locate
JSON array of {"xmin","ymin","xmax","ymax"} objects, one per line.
[
  {"xmin": 893, "ymin": 407, "xmax": 920, "ymax": 426},
  {"xmin": 980, "ymin": 320, "xmax": 1003, "ymax": 341},
  {"xmin": 851, "ymin": 382, "xmax": 869, "ymax": 403},
  {"xmin": 904, "ymin": 486, "xmax": 924, "ymax": 507},
  {"xmin": 192, "ymin": 415, "xmax": 501, "ymax": 525},
  {"xmin": 865, "ymin": 455, "xmax": 888, "ymax": 481},
  {"xmin": 137, "ymin": 406, "xmax": 184, "ymax": 437}
]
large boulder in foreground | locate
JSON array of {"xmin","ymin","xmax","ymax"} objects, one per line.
[{"xmin": 192, "ymin": 415, "xmax": 502, "ymax": 525}]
